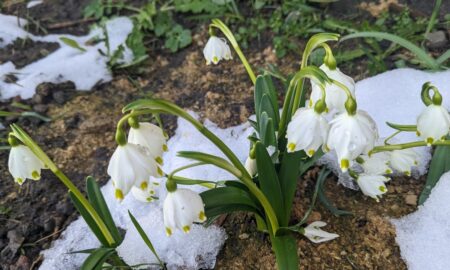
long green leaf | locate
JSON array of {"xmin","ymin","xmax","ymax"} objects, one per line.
[
  {"xmin": 259, "ymin": 112, "xmax": 276, "ymax": 147},
  {"xmin": 86, "ymin": 177, "xmax": 122, "ymax": 245},
  {"xmin": 270, "ymin": 234, "xmax": 299, "ymax": 270},
  {"xmin": 80, "ymin": 248, "xmax": 115, "ymax": 270},
  {"xmin": 128, "ymin": 211, "xmax": 165, "ymax": 269},
  {"xmin": 341, "ymin": 32, "xmax": 440, "ymax": 70},
  {"xmin": 419, "ymin": 144, "xmax": 450, "ymax": 205},
  {"xmin": 254, "ymin": 142, "xmax": 285, "ymax": 223},
  {"xmin": 255, "ymin": 75, "xmax": 279, "ymax": 129},
  {"xmin": 69, "ymin": 192, "xmax": 109, "ymax": 246},
  {"xmin": 200, "ymin": 186, "xmax": 263, "ymax": 218}
]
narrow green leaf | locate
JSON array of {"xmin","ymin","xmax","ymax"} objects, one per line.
[
  {"xmin": 341, "ymin": 32, "xmax": 440, "ymax": 70},
  {"xmin": 128, "ymin": 211, "xmax": 165, "ymax": 269},
  {"xmin": 60, "ymin": 37, "xmax": 87, "ymax": 52},
  {"xmin": 254, "ymin": 142, "xmax": 285, "ymax": 223},
  {"xmin": 255, "ymin": 75, "xmax": 279, "ymax": 128},
  {"xmin": 436, "ymin": 49, "xmax": 450, "ymax": 65},
  {"xmin": 278, "ymin": 151, "xmax": 303, "ymax": 225},
  {"xmin": 69, "ymin": 192, "xmax": 109, "ymax": 246},
  {"xmin": 176, "ymin": 151, "xmax": 242, "ymax": 178},
  {"xmin": 86, "ymin": 177, "xmax": 122, "ymax": 245},
  {"xmin": 259, "ymin": 112, "xmax": 276, "ymax": 147},
  {"xmin": 386, "ymin": 122, "xmax": 417, "ymax": 132},
  {"xmin": 419, "ymin": 143, "xmax": 450, "ymax": 205},
  {"xmin": 318, "ymin": 177, "xmax": 352, "ymax": 216},
  {"xmin": 80, "ymin": 248, "xmax": 115, "ymax": 270}
]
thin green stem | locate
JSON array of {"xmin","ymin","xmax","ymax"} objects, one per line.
[
  {"xmin": 210, "ymin": 19, "xmax": 256, "ymax": 84},
  {"xmin": 9, "ymin": 125, "xmax": 116, "ymax": 246},
  {"xmin": 371, "ymin": 140, "xmax": 450, "ymax": 154},
  {"xmin": 384, "ymin": 130, "xmax": 402, "ymax": 145}
]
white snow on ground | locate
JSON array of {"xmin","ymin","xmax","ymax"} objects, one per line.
[
  {"xmin": 0, "ymin": 14, "xmax": 134, "ymax": 99},
  {"xmin": 40, "ymin": 113, "xmax": 253, "ymax": 269},
  {"xmin": 319, "ymin": 68, "xmax": 450, "ymax": 189},
  {"xmin": 393, "ymin": 172, "xmax": 450, "ymax": 270}
]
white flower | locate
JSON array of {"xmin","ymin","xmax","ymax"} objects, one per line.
[
  {"xmin": 131, "ymin": 178, "xmax": 161, "ymax": 203},
  {"xmin": 360, "ymin": 152, "xmax": 392, "ymax": 175},
  {"xmin": 128, "ymin": 122, "xmax": 167, "ymax": 163},
  {"xmin": 389, "ymin": 148, "xmax": 419, "ymax": 176},
  {"xmin": 8, "ymin": 145, "xmax": 45, "ymax": 185},
  {"xmin": 357, "ymin": 174, "xmax": 390, "ymax": 201},
  {"xmin": 107, "ymin": 143, "xmax": 162, "ymax": 201},
  {"xmin": 327, "ymin": 110, "xmax": 378, "ymax": 172},
  {"xmin": 416, "ymin": 104, "xmax": 450, "ymax": 145},
  {"xmin": 310, "ymin": 64, "xmax": 356, "ymax": 113},
  {"xmin": 203, "ymin": 36, "xmax": 232, "ymax": 65},
  {"xmin": 244, "ymin": 156, "xmax": 257, "ymax": 176},
  {"xmin": 286, "ymin": 107, "xmax": 329, "ymax": 157},
  {"xmin": 303, "ymin": 221, "xmax": 339, "ymax": 243},
  {"xmin": 163, "ymin": 188, "xmax": 206, "ymax": 236}
]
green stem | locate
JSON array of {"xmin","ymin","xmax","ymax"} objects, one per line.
[
  {"xmin": 371, "ymin": 140, "xmax": 450, "ymax": 154},
  {"xmin": 210, "ymin": 19, "xmax": 256, "ymax": 84}
]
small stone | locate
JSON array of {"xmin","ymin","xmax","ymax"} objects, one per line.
[
  {"xmin": 52, "ymin": 91, "xmax": 67, "ymax": 104},
  {"xmin": 306, "ymin": 211, "xmax": 322, "ymax": 223},
  {"xmin": 405, "ymin": 194, "xmax": 417, "ymax": 206},
  {"xmin": 238, "ymin": 233, "xmax": 249, "ymax": 240},
  {"xmin": 426, "ymin": 31, "xmax": 447, "ymax": 49}
]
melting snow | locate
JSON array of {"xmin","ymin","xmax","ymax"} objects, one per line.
[
  {"xmin": 393, "ymin": 171, "xmax": 450, "ymax": 270},
  {"xmin": 0, "ymin": 14, "xmax": 134, "ymax": 99}
]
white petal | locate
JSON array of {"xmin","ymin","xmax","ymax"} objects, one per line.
[
  {"xmin": 128, "ymin": 122, "xmax": 167, "ymax": 160},
  {"xmin": 417, "ymin": 104, "xmax": 450, "ymax": 143}
]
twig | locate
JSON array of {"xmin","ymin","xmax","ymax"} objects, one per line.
[{"xmin": 46, "ymin": 18, "xmax": 97, "ymax": 30}]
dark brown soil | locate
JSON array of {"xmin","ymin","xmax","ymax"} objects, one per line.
[{"xmin": 0, "ymin": 1, "xmax": 446, "ymax": 269}]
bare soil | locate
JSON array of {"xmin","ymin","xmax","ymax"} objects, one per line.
[{"xmin": 0, "ymin": 0, "xmax": 446, "ymax": 269}]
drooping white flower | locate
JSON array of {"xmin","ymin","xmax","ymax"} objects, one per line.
[
  {"xmin": 303, "ymin": 221, "xmax": 339, "ymax": 244},
  {"xmin": 131, "ymin": 177, "xmax": 161, "ymax": 203},
  {"xmin": 203, "ymin": 36, "xmax": 232, "ymax": 65},
  {"xmin": 286, "ymin": 107, "xmax": 329, "ymax": 157},
  {"xmin": 310, "ymin": 64, "xmax": 356, "ymax": 113},
  {"xmin": 416, "ymin": 104, "xmax": 450, "ymax": 145},
  {"xmin": 107, "ymin": 143, "xmax": 162, "ymax": 201},
  {"xmin": 357, "ymin": 174, "xmax": 390, "ymax": 201},
  {"xmin": 327, "ymin": 110, "xmax": 378, "ymax": 172},
  {"xmin": 163, "ymin": 188, "xmax": 206, "ymax": 236},
  {"xmin": 244, "ymin": 156, "xmax": 257, "ymax": 176},
  {"xmin": 388, "ymin": 148, "xmax": 419, "ymax": 176},
  {"xmin": 360, "ymin": 152, "xmax": 392, "ymax": 175},
  {"xmin": 128, "ymin": 122, "xmax": 167, "ymax": 163},
  {"xmin": 8, "ymin": 145, "xmax": 45, "ymax": 185}
]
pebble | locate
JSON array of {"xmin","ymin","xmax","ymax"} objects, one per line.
[
  {"xmin": 425, "ymin": 31, "xmax": 448, "ymax": 49},
  {"xmin": 238, "ymin": 233, "xmax": 250, "ymax": 240},
  {"xmin": 404, "ymin": 194, "xmax": 417, "ymax": 206}
]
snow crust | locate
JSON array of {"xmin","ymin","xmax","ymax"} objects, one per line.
[
  {"xmin": 0, "ymin": 15, "xmax": 134, "ymax": 99},
  {"xmin": 393, "ymin": 172, "xmax": 450, "ymax": 270}
]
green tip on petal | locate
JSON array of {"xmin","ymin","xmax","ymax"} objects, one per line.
[
  {"xmin": 199, "ymin": 211, "xmax": 206, "ymax": 222},
  {"xmin": 405, "ymin": 171, "xmax": 411, "ymax": 177},
  {"xmin": 386, "ymin": 169, "xmax": 392, "ymax": 174},
  {"xmin": 155, "ymin": 156, "xmax": 164, "ymax": 165},
  {"xmin": 287, "ymin": 143, "xmax": 296, "ymax": 152},
  {"xmin": 212, "ymin": 56, "xmax": 219, "ymax": 64},
  {"xmin": 307, "ymin": 149, "xmax": 315, "ymax": 157},
  {"xmin": 379, "ymin": 186, "xmax": 387, "ymax": 192},
  {"xmin": 140, "ymin": 181, "xmax": 148, "ymax": 190},
  {"xmin": 16, "ymin": 178, "xmax": 24, "ymax": 185},
  {"xmin": 163, "ymin": 144, "xmax": 168, "ymax": 152},
  {"xmin": 426, "ymin": 137, "xmax": 434, "ymax": 146},
  {"xmin": 157, "ymin": 167, "xmax": 163, "ymax": 176},
  {"xmin": 416, "ymin": 131, "xmax": 421, "ymax": 137},
  {"xmin": 182, "ymin": 225, "xmax": 190, "ymax": 233},
  {"xmin": 165, "ymin": 227, "xmax": 172, "ymax": 236},
  {"xmin": 31, "ymin": 171, "xmax": 40, "ymax": 180},
  {"xmin": 340, "ymin": 159, "xmax": 350, "ymax": 171},
  {"xmin": 115, "ymin": 189, "xmax": 124, "ymax": 201}
]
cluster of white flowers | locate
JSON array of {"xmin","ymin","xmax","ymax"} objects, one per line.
[
  {"xmin": 285, "ymin": 64, "xmax": 450, "ymax": 201},
  {"xmin": 106, "ymin": 121, "xmax": 206, "ymax": 236},
  {"xmin": 107, "ymin": 122, "xmax": 166, "ymax": 201}
]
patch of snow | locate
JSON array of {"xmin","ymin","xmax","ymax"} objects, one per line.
[
  {"xmin": 26, "ymin": 0, "xmax": 43, "ymax": 8},
  {"xmin": 0, "ymin": 15, "xmax": 134, "ymax": 99},
  {"xmin": 0, "ymin": 14, "xmax": 29, "ymax": 48},
  {"xmin": 318, "ymin": 68, "xmax": 450, "ymax": 189},
  {"xmin": 392, "ymin": 171, "xmax": 450, "ymax": 270},
  {"xmin": 39, "ymin": 112, "xmax": 254, "ymax": 269}
]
